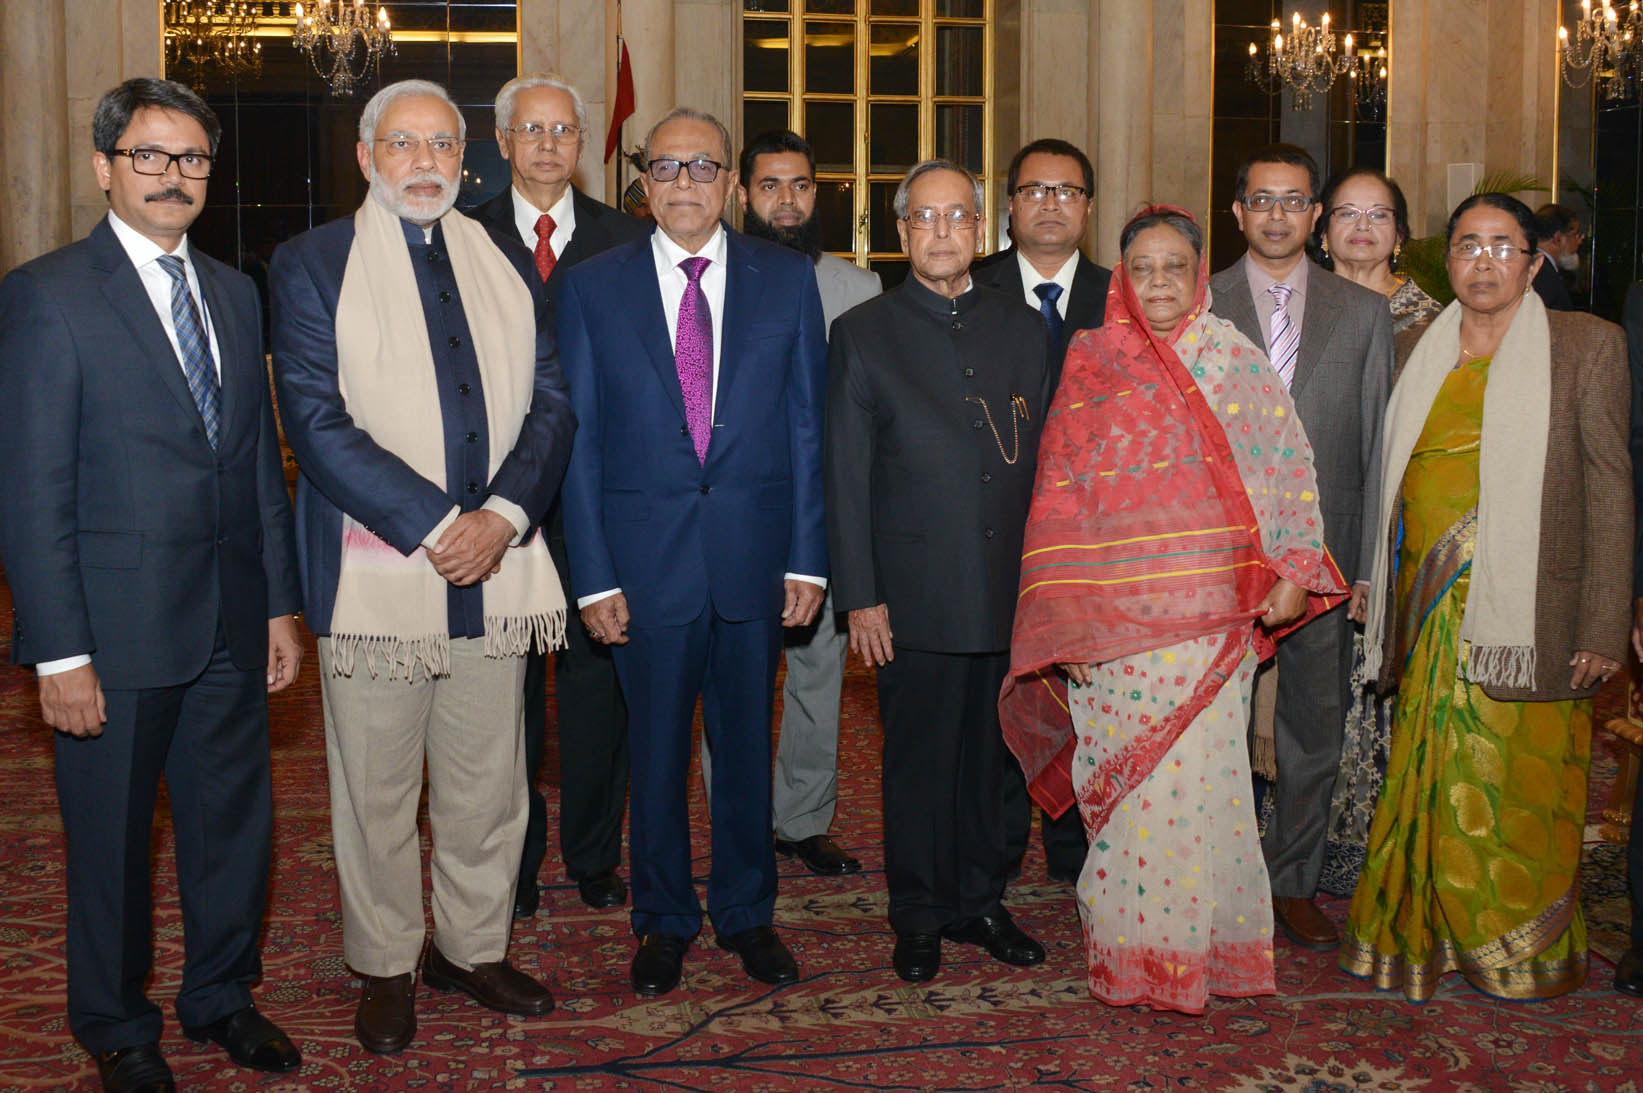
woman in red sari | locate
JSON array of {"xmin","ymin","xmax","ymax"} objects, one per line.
[{"xmin": 999, "ymin": 207, "xmax": 1344, "ymax": 1013}]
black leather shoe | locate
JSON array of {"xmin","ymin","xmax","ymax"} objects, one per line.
[
  {"xmin": 577, "ymin": 870, "xmax": 628, "ymax": 908},
  {"xmin": 182, "ymin": 1005, "xmax": 300, "ymax": 1073},
  {"xmin": 775, "ymin": 834, "xmax": 862, "ymax": 876},
  {"xmin": 513, "ymin": 881, "xmax": 540, "ymax": 919},
  {"xmin": 1617, "ymin": 946, "xmax": 1643, "ymax": 997},
  {"xmin": 354, "ymin": 972, "xmax": 416, "ymax": 1054},
  {"xmin": 423, "ymin": 945, "xmax": 554, "ymax": 1016},
  {"xmin": 941, "ymin": 911, "xmax": 1046, "ymax": 967},
  {"xmin": 892, "ymin": 932, "xmax": 941, "ymax": 983},
  {"xmin": 93, "ymin": 1044, "xmax": 174, "ymax": 1092},
  {"xmin": 716, "ymin": 925, "xmax": 799, "ymax": 985},
  {"xmin": 632, "ymin": 933, "xmax": 690, "ymax": 997}
]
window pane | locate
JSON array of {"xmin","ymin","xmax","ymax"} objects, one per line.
[
  {"xmin": 805, "ymin": 20, "xmax": 855, "ymax": 95},
  {"xmin": 815, "ymin": 179, "xmax": 856, "ymax": 252},
  {"xmin": 805, "ymin": 100, "xmax": 855, "ymax": 172},
  {"xmin": 935, "ymin": 25, "xmax": 984, "ymax": 96},
  {"xmin": 871, "ymin": 0, "xmax": 919, "ymax": 14},
  {"xmin": 936, "ymin": 0, "xmax": 984, "ymax": 16},
  {"xmin": 806, "ymin": 0, "xmax": 855, "ymax": 11},
  {"xmin": 870, "ymin": 22, "xmax": 919, "ymax": 96},
  {"xmin": 935, "ymin": 103, "xmax": 983, "ymax": 172},
  {"xmin": 744, "ymin": 99, "xmax": 791, "ymax": 144},
  {"xmin": 745, "ymin": 0, "xmax": 790, "ymax": 10},
  {"xmin": 869, "ymin": 180, "xmax": 902, "ymax": 253},
  {"xmin": 448, "ymin": 3, "xmax": 517, "ymax": 32},
  {"xmin": 869, "ymin": 102, "xmax": 917, "ymax": 173},
  {"xmin": 744, "ymin": 20, "xmax": 790, "ymax": 93}
]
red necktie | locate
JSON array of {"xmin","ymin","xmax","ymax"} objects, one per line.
[{"xmin": 533, "ymin": 213, "xmax": 557, "ymax": 282}]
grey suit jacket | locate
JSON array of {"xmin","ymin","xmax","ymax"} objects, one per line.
[
  {"xmin": 815, "ymin": 252, "xmax": 882, "ymax": 334},
  {"xmin": 1209, "ymin": 258, "xmax": 1394, "ymax": 582}
]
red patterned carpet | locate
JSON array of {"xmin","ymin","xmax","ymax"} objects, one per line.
[{"xmin": 1, "ymin": 574, "xmax": 1641, "ymax": 1090}]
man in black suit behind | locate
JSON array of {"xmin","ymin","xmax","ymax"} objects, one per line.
[
  {"xmin": 0, "ymin": 79, "xmax": 303, "ymax": 1091},
  {"xmin": 471, "ymin": 74, "xmax": 650, "ymax": 916}
]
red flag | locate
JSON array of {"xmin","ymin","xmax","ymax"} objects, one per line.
[{"xmin": 604, "ymin": 38, "xmax": 635, "ymax": 164}]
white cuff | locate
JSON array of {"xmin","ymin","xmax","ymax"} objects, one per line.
[
  {"xmin": 786, "ymin": 573, "xmax": 827, "ymax": 589},
  {"xmin": 37, "ymin": 654, "xmax": 92, "ymax": 677},
  {"xmin": 420, "ymin": 505, "xmax": 462, "ymax": 550},
  {"xmin": 577, "ymin": 588, "xmax": 622, "ymax": 610}
]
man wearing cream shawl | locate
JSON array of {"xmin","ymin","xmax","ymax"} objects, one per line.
[{"xmin": 271, "ymin": 80, "xmax": 574, "ymax": 1053}]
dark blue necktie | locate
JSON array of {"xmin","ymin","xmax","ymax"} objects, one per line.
[
  {"xmin": 157, "ymin": 254, "xmax": 221, "ymax": 448},
  {"xmin": 1034, "ymin": 281, "xmax": 1064, "ymax": 349}
]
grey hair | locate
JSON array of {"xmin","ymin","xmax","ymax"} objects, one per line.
[
  {"xmin": 1119, "ymin": 208, "xmax": 1205, "ymax": 259},
  {"xmin": 495, "ymin": 73, "xmax": 588, "ymax": 133},
  {"xmin": 358, "ymin": 79, "xmax": 465, "ymax": 143},
  {"xmin": 892, "ymin": 159, "xmax": 984, "ymax": 219},
  {"xmin": 643, "ymin": 107, "xmax": 732, "ymax": 167}
]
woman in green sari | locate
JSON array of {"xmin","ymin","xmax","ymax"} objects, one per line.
[{"xmin": 1342, "ymin": 193, "xmax": 1633, "ymax": 1002}]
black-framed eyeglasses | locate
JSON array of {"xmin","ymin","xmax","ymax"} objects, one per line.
[
  {"xmin": 1012, "ymin": 183, "xmax": 1089, "ymax": 204},
  {"xmin": 1448, "ymin": 241, "xmax": 1530, "ymax": 262},
  {"xmin": 111, "ymin": 147, "xmax": 213, "ymax": 180},
  {"xmin": 506, "ymin": 122, "xmax": 583, "ymax": 145},
  {"xmin": 647, "ymin": 157, "xmax": 726, "ymax": 183},
  {"xmin": 903, "ymin": 207, "xmax": 980, "ymax": 229},
  {"xmin": 1240, "ymin": 193, "xmax": 1314, "ymax": 213}
]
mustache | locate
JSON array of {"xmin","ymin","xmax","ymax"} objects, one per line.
[{"xmin": 145, "ymin": 188, "xmax": 194, "ymax": 204}]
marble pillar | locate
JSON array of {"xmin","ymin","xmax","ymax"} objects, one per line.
[
  {"xmin": 1089, "ymin": 0, "xmax": 1154, "ymax": 267},
  {"xmin": 1, "ymin": 1, "xmax": 71, "ymax": 274},
  {"xmin": 521, "ymin": 0, "xmax": 609, "ymax": 201}
]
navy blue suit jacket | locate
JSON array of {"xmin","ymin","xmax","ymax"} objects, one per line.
[
  {"xmin": 0, "ymin": 219, "xmax": 300, "ymax": 688},
  {"xmin": 557, "ymin": 225, "xmax": 828, "ymax": 627},
  {"xmin": 269, "ymin": 212, "xmax": 574, "ymax": 633}
]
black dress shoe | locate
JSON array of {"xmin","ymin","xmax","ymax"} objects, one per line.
[
  {"xmin": 941, "ymin": 911, "xmax": 1046, "ymax": 967},
  {"xmin": 423, "ymin": 945, "xmax": 554, "ymax": 1016},
  {"xmin": 354, "ymin": 972, "xmax": 416, "ymax": 1054},
  {"xmin": 774, "ymin": 834, "xmax": 862, "ymax": 876},
  {"xmin": 716, "ymin": 925, "xmax": 799, "ymax": 985},
  {"xmin": 513, "ymin": 881, "xmax": 540, "ymax": 919},
  {"xmin": 1617, "ymin": 946, "xmax": 1643, "ymax": 997},
  {"xmin": 94, "ymin": 1044, "xmax": 174, "ymax": 1092},
  {"xmin": 632, "ymin": 933, "xmax": 690, "ymax": 997},
  {"xmin": 892, "ymin": 932, "xmax": 941, "ymax": 983},
  {"xmin": 577, "ymin": 870, "xmax": 628, "ymax": 908},
  {"xmin": 182, "ymin": 1005, "xmax": 300, "ymax": 1073}
]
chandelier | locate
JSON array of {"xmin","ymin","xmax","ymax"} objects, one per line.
[
  {"xmin": 1246, "ymin": 11, "xmax": 1356, "ymax": 110},
  {"xmin": 1348, "ymin": 42, "xmax": 1389, "ymax": 119},
  {"xmin": 163, "ymin": 1, "xmax": 263, "ymax": 91},
  {"xmin": 293, "ymin": 1, "xmax": 395, "ymax": 96},
  {"xmin": 1559, "ymin": 0, "xmax": 1643, "ymax": 100}
]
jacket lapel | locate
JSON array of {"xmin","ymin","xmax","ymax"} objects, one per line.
[
  {"xmin": 714, "ymin": 228, "xmax": 758, "ymax": 422},
  {"xmin": 628, "ymin": 241, "xmax": 687, "ymax": 421},
  {"xmin": 1289, "ymin": 265, "xmax": 1341, "ymax": 401},
  {"xmin": 195, "ymin": 259, "xmax": 247, "ymax": 446},
  {"xmin": 1210, "ymin": 261, "xmax": 1263, "ymax": 350}
]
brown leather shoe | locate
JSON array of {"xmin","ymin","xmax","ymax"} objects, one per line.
[
  {"xmin": 422, "ymin": 945, "xmax": 554, "ymax": 1016},
  {"xmin": 354, "ymin": 972, "xmax": 416, "ymax": 1055},
  {"xmin": 1273, "ymin": 896, "xmax": 1339, "ymax": 951}
]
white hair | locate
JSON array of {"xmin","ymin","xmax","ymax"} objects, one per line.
[
  {"xmin": 893, "ymin": 159, "xmax": 983, "ymax": 219},
  {"xmin": 495, "ymin": 74, "xmax": 588, "ymax": 133},
  {"xmin": 358, "ymin": 79, "xmax": 465, "ymax": 143},
  {"xmin": 643, "ymin": 107, "xmax": 732, "ymax": 166}
]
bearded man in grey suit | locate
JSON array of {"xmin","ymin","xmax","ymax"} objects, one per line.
[
  {"xmin": 1208, "ymin": 143, "xmax": 1393, "ymax": 953},
  {"xmin": 699, "ymin": 129, "xmax": 879, "ymax": 877}
]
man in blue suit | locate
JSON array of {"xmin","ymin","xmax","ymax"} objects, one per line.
[
  {"xmin": 0, "ymin": 78, "xmax": 303, "ymax": 1091},
  {"xmin": 558, "ymin": 107, "xmax": 828, "ymax": 997}
]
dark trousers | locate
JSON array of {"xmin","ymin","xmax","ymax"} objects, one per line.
[
  {"xmin": 1260, "ymin": 605, "xmax": 1354, "ymax": 897},
  {"xmin": 517, "ymin": 523, "xmax": 630, "ymax": 898},
  {"xmin": 1003, "ymin": 755, "xmax": 1089, "ymax": 878},
  {"xmin": 613, "ymin": 602, "xmax": 781, "ymax": 938},
  {"xmin": 877, "ymin": 647, "xmax": 1010, "ymax": 935},
  {"xmin": 55, "ymin": 633, "xmax": 271, "ymax": 1053}
]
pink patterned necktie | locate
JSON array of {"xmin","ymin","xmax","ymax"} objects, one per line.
[
  {"xmin": 676, "ymin": 255, "xmax": 713, "ymax": 464},
  {"xmin": 1267, "ymin": 282, "xmax": 1299, "ymax": 389}
]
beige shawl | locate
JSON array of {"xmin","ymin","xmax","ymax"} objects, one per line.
[
  {"xmin": 327, "ymin": 193, "xmax": 565, "ymax": 679},
  {"xmin": 1361, "ymin": 291, "xmax": 1550, "ymax": 689}
]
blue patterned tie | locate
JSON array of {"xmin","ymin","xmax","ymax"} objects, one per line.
[
  {"xmin": 156, "ymin": 254, "xmax": 221, "ymax": 448},
  {"xmin": 1034, "ymin": 281, "xmax": 1064, "ymax": 349}
]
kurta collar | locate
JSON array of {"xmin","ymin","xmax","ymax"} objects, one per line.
[{"xmin": 900, "ymin": 270, "xmax": 977, "ymax": 317}]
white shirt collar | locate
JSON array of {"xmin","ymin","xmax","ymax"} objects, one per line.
[
  {"xmin": 1015, "ymin": 248, "xmax": 1079, "ymax": 312},
  {"xmin": 652, "ymin": 222, "xmax": 727, "ymax": 273},
  {"xmin": 106, "ymin": 210, "xmax": 191, "ymax": 269}
]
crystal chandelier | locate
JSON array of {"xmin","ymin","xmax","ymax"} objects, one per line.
[
  {"xmin": 293, "ymin": 1, "xmax": 395, "ymax": 96},
  {"xmin": 1246, "ymin": 11, "xmax": 1357, "ymax": 110},
  {"xmin": 1559, "ymin": 0, "xmax": 1643, "ymax": 101},
  {"xmin": 1348, "ymin": 42, "xmax": 1389, "ymax": 119},
  {"xmin": 164, "ymin": 1, "xmax": 263, "ymax": 91}
]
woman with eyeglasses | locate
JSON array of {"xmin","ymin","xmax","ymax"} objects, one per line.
[
  {"xmin": 1316, "ymin": 167, "xmax": 1441, "ymax": 335},
  {"xmin": 1340, "ymin": 192, "xmax": 1633, "ymax": 1002}
]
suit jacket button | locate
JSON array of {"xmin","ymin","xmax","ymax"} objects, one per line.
[
  {"xmin": 458, "ymin": 383, "xmax": 471, "ymax": 395},
  {"xmin": 699, "ymin": 485, "xmax": 711, "ymax": 495},
  {"xmin": 980, "ymin": 472, "xmax": 991, "ymax": 483},
  {"xmin": 439, "ymin": 291, "xmax": 452, "ymax": 303},
  {"xmin": 466, "ymin": 431, "xmax": 479, "ymax": 443},
  {"xmin": 972, "ymin": 419, "xmax": 983, "ymax": 429},
  {"xmin": 680, "ymin": 424, "xmax": 689, "ymax": 436},
  {"xmin": 467, "ymin": 482, "xmax": 480, "ymax": 494},
  {"xmin": 217, "ymin": 535, "xmax": 227, "ymax": 545},
  {"xmin": 963, "ymin": 368, "xmax": 975, "ymax": 377},
  {"xmin": 448, "ymin": 335, "xmax": 462, "ymax": 348},
  {"xmin": 983, "ymin": 527, "xmax": 995, "ymax": 539}
]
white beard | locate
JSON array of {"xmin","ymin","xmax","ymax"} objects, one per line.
[
  {"xmin": 369, "ymin": 167, "xmax": 459, "ymax": 224},
  {"xmin": 1556, "ymin": 251, "xmax": 1579, "ymax": 271}
]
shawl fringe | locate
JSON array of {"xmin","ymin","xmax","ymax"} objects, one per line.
[
  {"xmin": 483, "ymin": 610, "xmax": 567, "ymax": 659},
  {"xmin": 1462, "ymin": 642, "xmax": 1536, "ymax": 689},
  {"xmin": 328, "ymin": 631, "xmax": 452, "ymax": 681}
]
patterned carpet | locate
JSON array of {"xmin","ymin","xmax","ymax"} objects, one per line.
[{"xmin": 1, "ymin": 581, "xmax": 1641, "ymax": 1089}]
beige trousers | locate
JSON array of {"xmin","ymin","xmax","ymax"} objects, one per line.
[{"xmin": 317, "ymin": 636, "xmax": 527, "ymax": 977}]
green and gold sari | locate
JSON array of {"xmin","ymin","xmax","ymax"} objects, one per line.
[{"xmin": 1339, "ymin": 356, "xmax": 1590, "ymax": 1002}]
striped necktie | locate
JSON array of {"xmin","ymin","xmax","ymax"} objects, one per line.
[
  {"xmin": 156, "ymin": 254, "xmax": 221, "ymax": 448},
  {"xmin": 1267, "ymin": 281, "xmax": 1299, "ymax": 389}
]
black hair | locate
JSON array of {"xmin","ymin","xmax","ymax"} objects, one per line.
[
  {"xmin": 1315, "ymin": 166, "xmax": 1413, "ymax": 271},
  {"xmin": 1234, "ymin": 142, "xmax": 1320, "ymax": 202},
  {"xmin": 92, "ymin": 77, "xmax": 222, "ymax": 157},
  {"xmin": 1532, "ymin": 202, "xmax": 1579, "ymax": 241},
  {"xmin": 1005, "ymin": 138, "xmax": 1094, "ymax": 197},
  {"xmin": 1119, "ymin": 208, "xmax": 1204, "ymax": 259},
  {"xmin": 738, "ymin": 129, "xmax": 815, "ymax": 186},
  {"xmin": 1447, "ymin": 192, "xmax": 1539, "ymax": 252}
]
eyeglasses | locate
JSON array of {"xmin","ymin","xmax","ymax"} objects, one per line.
[
  {"xmin": 373, "ymin": 137, "xmax": 462, "ymax": 159},
  {"xmin": 1329, "ymin": 204, "xmax": 1394, "ymax": 226},
  {"xmin": 111, "ymin": 147, "xmax": 213, "ymax": 180},
  {"xmin": 1448, "ymin": 241, "xmax": 1530, "ymax": 262},
  {"xmin": 903, "ymin": 207, "xmax": 980, "ymax": 229},
  {"xmin": 647, "ymin": 157, "xmax": 727, "ymax": 183},
  {"xmin": 1012, "ymin": 183, "xmax": 1089, "ymax": 204},
  {"xmin": 1240, "ymin": 193, "xmax": 1314, "ymax": 213},
  {"xmin": 506, "ymin": 122, "xmax": 583, "ymax": 145}
]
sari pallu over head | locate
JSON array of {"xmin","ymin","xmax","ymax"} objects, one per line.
[{"xmin": 998, "ymin": 207, "xmax": 1344, "ymax": 825}]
